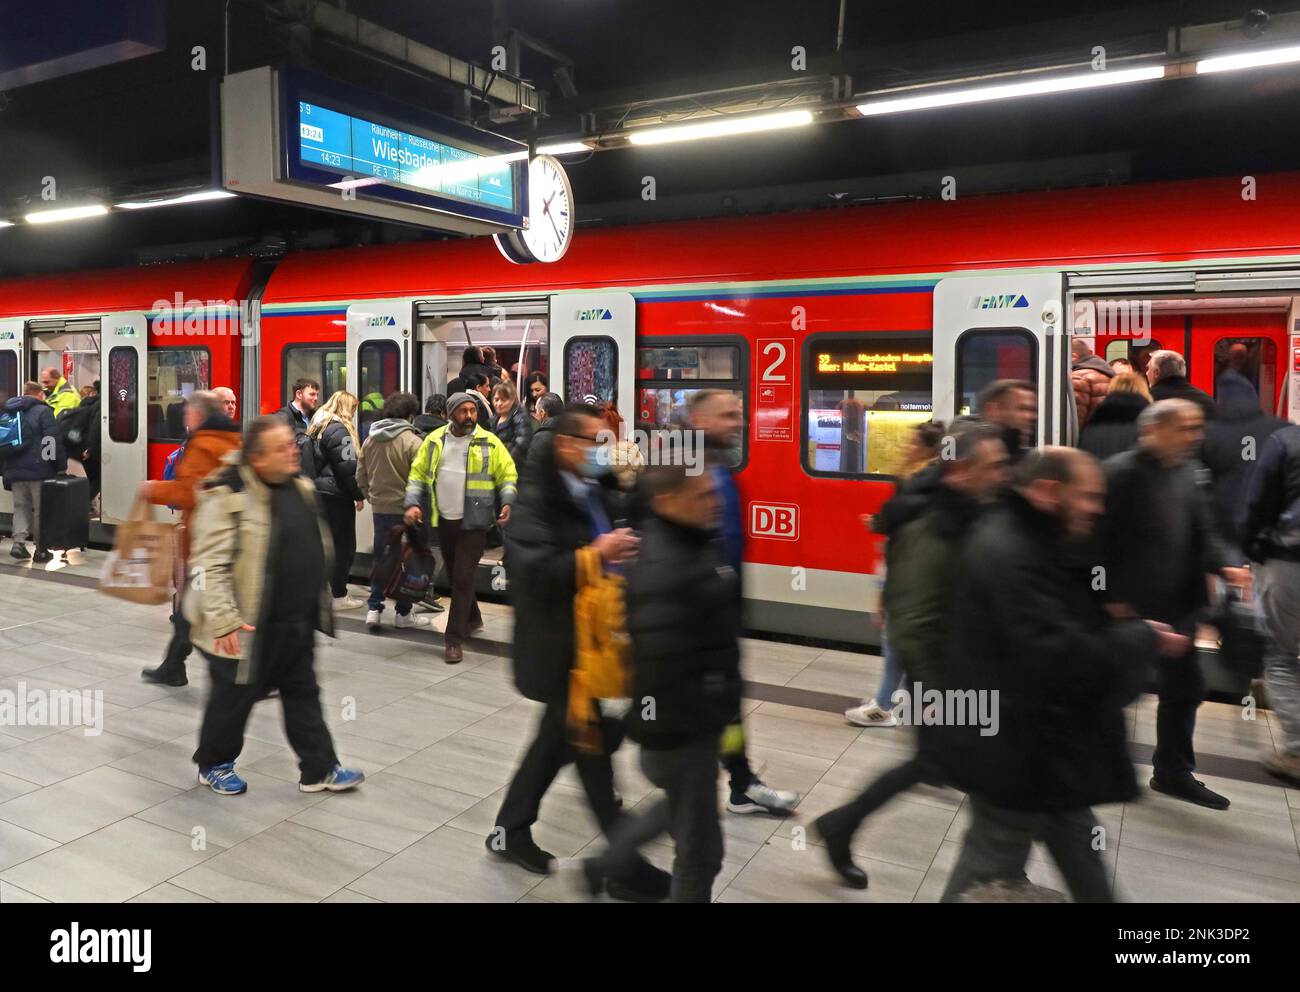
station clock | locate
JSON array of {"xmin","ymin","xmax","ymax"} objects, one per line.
[{"xmin": 494, "ymin": 154, "xmax": 574, "ymax": 264}]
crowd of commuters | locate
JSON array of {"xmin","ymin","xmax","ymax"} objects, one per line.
[{"xmin": 4, "ymin": 336, "xmax": 1300, "ymax": 903}]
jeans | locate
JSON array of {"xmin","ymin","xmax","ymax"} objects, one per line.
[
  {"xmin": 941, "ymin": 797, "xmax": 1113, "ymax": 903},
  {"xmin": 10, "ymin": 480, "xmax": 41, "ymax": 547},
  {"xmin": 1258, "ymin": 559, "xmax": 1300, "ymax": 757},
  {"xmin": 367, "ymin": 512, "xmax": 411, "ymax": 616},
  {"xmin": 873, "ymin": 625, "xmax": 904, "ymax": 704}
]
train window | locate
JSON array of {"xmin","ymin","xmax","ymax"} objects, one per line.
[
  {"xmin": 0, "ymin": 351, "xmax": 16, "ymax": 406},
  {"xmin": 955, "ymin": 329, "xmax": 1037, "ymax": 416},
  {"xmin": 147, "ymin": 348, "xmax": 211, "ymax": 444},
  {"xmin": 1214, "ymin": 338, "xmax": 1277, "ymax": 414},
  {"xmin": 107, "ymin": 347, "xmax": 138, "ymax": 444},
  {"xmin": 637, "ymin": 342, "xmax": 746, "ymax": 468},
  {"xmin": 803, "ymin": 333, "xmax": 934, "ymax": 478},
  {"xmin": 357, "ymin": 339, "xmax": 401, "ymax": 439},
  {"xmin": 283, "ymin": 344, "xmax": 346, "ymax": 407},
  {"xmin": 565, "ymin": 337, "xmax": 617, "ymax": 405}
]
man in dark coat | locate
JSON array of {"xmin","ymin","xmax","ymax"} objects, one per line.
[
  {"xmin": 1147, "ymin": 350, "xmax": 1216, "ymax": 420},
  {"xmin": 1201, "ymin": 373, "xmax": 1287, "ymax": 554},
  {"xmin": 939, "ymin": 448, "xmax": 1179, "ymax": 903},
  {"xmin": 488, "ymin": 403, "xmax": 668, "ymax": 901},
  {"xmin": 1, "ymin": 382, "xmax": 66, "ymax": 562},
  {"xmin": 276, "ymin": 377, "xmax": 320, "ymax": 478},
  {"xmin": 1078, "ymin": 387, "xmax": 1148, "ymax": 461},
  {"xmin": 1099, "ymin": 399, "xmax": 1248, "ymax": 810},
  {"xmin": 976, "ymin": 379, "xmax": 1037, "ymax": 463}
]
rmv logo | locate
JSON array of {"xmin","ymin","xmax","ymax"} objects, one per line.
[
  {"xmin": 749, "ymin": 502, "xmax": 799, "ymax": 541},
  {"xmin": 576, "ymin": 308, "xmax": 613, "ymax": 320},
  {"xmin": 114, "ymin": 325, "xmax": 138, "ymax": 337},
  {"xmin": 0, "ymin": 331, "xmax": 15, "ymax": 340},
  {"xmin": 366, "ymin": 316, "xmax": 396, "ymax": 326},
  {"xmin": 972, "ymin": 294, "xmax": 1029, "ymax": 310}
]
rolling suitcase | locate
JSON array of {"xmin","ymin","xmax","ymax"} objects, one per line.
[{"xmin": 39, "ymin": 474, "xmax": 90, "ymax": 551}]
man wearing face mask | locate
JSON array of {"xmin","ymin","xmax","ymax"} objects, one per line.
[
  {"xmin": 688, "ymin": 390, "xmax": 800, "ymax": 817},
  {"xmin": 487, "ymin": 404, "xmax": 670, "ymax": 900},
  {"xmin": 404, "ymin": 392, "xmax": 517, "ymax": 664}
]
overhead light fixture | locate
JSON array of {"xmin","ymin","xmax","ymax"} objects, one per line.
[
  {"xmin": 628, "ymin": 109, "xmax": 815, "ymax": 146},
  {"xmin": 855, "ymin": 65, "xmax": 1166, "ymax": 117},
  {"xmin": 1196, "ymin": 43, "xmax": 1300, "ymax": 74},
  {"xmin": 116, "ymin": 190, "xmax": 236, "ymax": 210},
  {"xmin": 0, "ymin": 220, "xmax": 13, "ymax": 228},
  {"xmin": 24, "ymin": 204, "xmax": 109, "ymax": 224},
  {"xmin": 536, "ymin": 141, "xmax": 591, "ymax": 156}
]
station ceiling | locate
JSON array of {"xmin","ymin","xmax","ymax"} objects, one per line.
[{"xmin": 2, "ymin": 0, "xmax": 1299, "ymax": 275}]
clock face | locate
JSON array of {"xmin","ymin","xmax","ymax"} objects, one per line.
[{"xmin": 495, "ymin": 155, "xmax": 574, "ymax": 264}]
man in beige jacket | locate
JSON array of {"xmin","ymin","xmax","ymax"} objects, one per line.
[
  {"xmin": 357, "ymin": 391, "xmax": 439, "ymax": 630},
  {"xmin": 186, "ymin": 416, "xmax": 363, "ymax": 797}
]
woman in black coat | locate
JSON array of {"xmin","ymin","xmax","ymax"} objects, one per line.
[
  {"xmin": 1078, "ymin": 372, "xmax": 1149, "ymax": 461},
  {"xmin": 308, "ymin": 390, "xmax": 365, "ymax": 608},
  {"xmin": 490, "ymin": 380, "xmax": 532, "ymax": 467}
]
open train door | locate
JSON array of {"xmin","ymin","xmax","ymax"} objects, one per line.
[
  {"xmin": 0, "ymin": 319, "xmax": 23, "ymax": 520},
  {"xmin": 346, "ymin": 299, "xmax": 413, "ymax": 553},
  {"xmin": 549, "ymin": 291, "xmax": 637, "ymax": 435},
  {"xmin": 931, "ymin": 272, "xmax": 1068, "ymax": 445},
  {"xmin": 100, "ymin": 313, "xmax": 149, "ymax": 524}
]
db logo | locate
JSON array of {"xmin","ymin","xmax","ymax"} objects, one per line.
[{"xmin": 749, "ymin": 502, "xmax": 799, "ymax": 541}]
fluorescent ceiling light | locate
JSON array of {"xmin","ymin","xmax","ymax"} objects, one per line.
[
  {"xmin": 1196, "ymin": 44, "xmax": 1300, "ymax": 74},
  {"xmin": 24, "ymin": 204, "xmax": 109, "ymax": 224},
  {"xmin": 537, "ymin": 141, "xmax": 591, "ymax": 156},
  {"xmin": 116, "ymin": 190, "xmax": 236, "ymax": 210},
  {"xmin": 628, "ymin": 110, "xmax": 815, "ymax": 146},
  {"xmin": 0, "ymin": 220, "xmax": 13, "ymax": 228},
  {"xmin": 856, "ymin": 65, "xmax": 1166, "ymax": 117}
]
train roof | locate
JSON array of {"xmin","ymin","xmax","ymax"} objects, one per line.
[
  {"xmin": 0, "ymin": 257, "xmax": 257, "ymax": 320},
  {"xmin": 258, "ymin": 171, "xmax": 1300, "ymax": 304}
]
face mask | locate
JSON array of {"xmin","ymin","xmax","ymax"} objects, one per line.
[{"xmin": 578, "ymin": 447, "xmax": 608, "ymax": 478}]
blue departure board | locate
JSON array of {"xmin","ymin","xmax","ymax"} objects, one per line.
[{"xmin": 297, "ymin": 100, "xmax": 517, "ymax": 211}]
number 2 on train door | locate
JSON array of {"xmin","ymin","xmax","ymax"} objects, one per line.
[{"xmin": 755, "ymin": 338, "xmax": 794, "ymax": 441}]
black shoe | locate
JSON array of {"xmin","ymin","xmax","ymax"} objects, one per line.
[
  {"xmin": 141, "ymin": 665, "xmax": 188, "ymax": 687},
  {"xmin": 580, "ymin": 859, "xmax": 604, "ymax": 897},
  {"xmin": 1149, "ymin": 775, "xmax": 1230, "ymax": 810},
  {"xmin": 9, "ymin": 542, "xmax": 29, "ymax": 560},
  {"xmin": 812, "ymin": 813, "xmax": 869, "ymax": 889},
  {"xmin": 606, "ymin": 856, "xmax": 671, "ymax": 902},
  {"xmin": 32, "ymin": 548, "xmax": 53, "ymax": 564},
  {"xmin": 485, "ymin": 831, "xmax": 555, "ymax": 875}
]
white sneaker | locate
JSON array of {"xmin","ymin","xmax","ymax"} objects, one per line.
[
  {"xmin": 845, "ymin": 699, "xmax": 898, "ymax": 728},
  {"xmin": 726, "ymin": 779, "xmax": 800, "ymax": 815},
  {"xmin": 395, "ymin": 613, "xmax": 431, "ymax": 629},
  {"xmin": 366, "ymin": 609, "xmax": 382, "ymax": 632},
  {"xmin": 333, "ymin": 595, "xmax": 365, "ymax": 612}
]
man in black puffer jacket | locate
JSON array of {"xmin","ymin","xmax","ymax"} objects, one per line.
[
  {"xmin": 584, "ymin": 463, "xmax": 741, "ymax": 903},
  {"xmin": 311, "ymin": 410, "xmax": 365, "ymax": 607}
]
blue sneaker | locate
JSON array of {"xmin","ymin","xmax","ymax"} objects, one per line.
[
  {"xmin": 300, "ymin": 765, "xmax": 365, "ymax": 793},
  {"xmin": 197, "ymin": 762, "xmax": 247, "ymax": 796}
]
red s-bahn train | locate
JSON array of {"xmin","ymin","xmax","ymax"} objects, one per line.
[{"xmin": 2, "ymin": 170, "xmax": 1299, "ymax": 646}]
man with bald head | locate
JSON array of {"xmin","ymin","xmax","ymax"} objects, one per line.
[
  {"xmin": 1098, "ymin": 399, "xmax": 1248, "ymax": 810},
  {"xmin": 939, "ymin": 447, "xmax": 1183, "ymax": 902},
  {"xmin": 213, "ymin": 386, "xmax": 237, "ymax": 422},
  {"xmin": 39, "ymin": 366, "xmax": 80, "ymax": 418}
]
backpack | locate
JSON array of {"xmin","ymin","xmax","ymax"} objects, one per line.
[
  {"xmin": 0, "ymin": 406, "xmax": 26, "ymax": 456},
  {"xmin": 566, "ymin": 546, "xmax": 631, "ymax": 753},
  {"xmin": 371, "ymin": 523, "xmax": 437, "ymax": 604},
  {"xmin": 57, "ymin": 402, "xmax": 93, "ymax": 450}
]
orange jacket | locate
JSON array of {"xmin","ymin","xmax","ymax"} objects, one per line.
[{"xmin": 147, "ymin": 425, "xmax": 242, "ymax": 558}]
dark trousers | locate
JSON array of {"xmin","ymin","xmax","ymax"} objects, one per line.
[
  {"xmin": 597, "ymin": 737, "xmax": 724, "ymax": 903},
  {"xmin": 158, "ymin": 611, "xmax": 193, "ymax": 674},
  {"xmin": 436, "ymin": 516, "xmax": 486, "ymax": 646},
  {"xmin": 1152, "ymin": 647, "xmax": 1205, "ymax": 783},
  {"xmin": 321, "ymin": 495, "xmax": 357, "ymax": 599},
  {"xmin": 495, "ymin": 696, "xmax": 622, "ymax": 839},
  {"xmin": 192, "ymin": 621, "xmax": 338, "ymax": 784},
  {"xmin": 367, "ymin": 511, "xmax": 412, "ymax": 616},
  {"xmin": 817, "ymin": 757, "xmax": 927, "ymax": 839},
  {"xmin": 941, "ymin": 797, "xmax": 1112, "ymax": 903}
]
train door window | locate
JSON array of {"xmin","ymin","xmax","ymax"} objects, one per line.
[
  {"xmin": 565, "ymin": 337, "xmax": 617, "ymax": 405},
  {"xmin": 1104, "ymin": 340, "xmax": 1130, "ymax": 364},
  {"xmin": 440, "ymin": 315, "xmax": 548, "ymax": 394},
  {"xmin": 803, "ymin": 333, "xmax": 934, "ymax": 478},
  {"xmin": 1214, "ymin": 338, "xmax": 1278, "ymax": 414},
  {"xmin": 636, "ymin": 342, "xmax": 745, "ymax": 467},
  {"xmin": 955, "ymin": 329, "xmax": 1037, "ymax": 416},
  {"xmin": 0, "ymin": 351, "xmax": 15, "ymax": 406},
  {"xmin": 283, "ymin": 344, "xmax": 346, "ymax": 407},
  {"xmin": 147, "ymin": 347, "xmax": 210, "ymax": 443},
  {"xmin": 357, "ymin": 339, "xmax": 401, "ymax": 439},
  {"xmin": 107, "ymin": 347, "xmax": 138, "ymax": 443}
]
